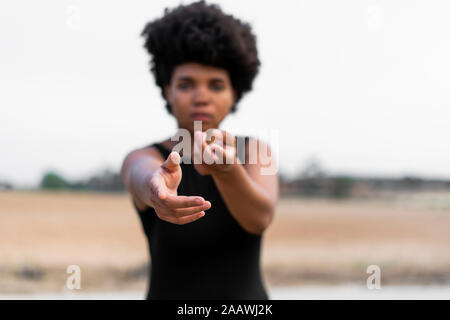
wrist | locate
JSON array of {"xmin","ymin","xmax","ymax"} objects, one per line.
[{"xmin": 211, "ymin": 160, "xmax": 243, "ymax": 181}]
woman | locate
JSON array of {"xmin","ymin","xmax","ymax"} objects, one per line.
[{"xmin": 120, "ymin": 0, "xmax": 278, "ymax": 299}]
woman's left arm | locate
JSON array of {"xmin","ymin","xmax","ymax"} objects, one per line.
[{"xmin": 211, "ymin": 137, "xmax": 279, "ymax": 235}]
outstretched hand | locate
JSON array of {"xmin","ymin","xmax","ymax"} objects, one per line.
[
  {"xmin": 193, "ymin": 129, "xmax": 238, "ymax": 176},
  {"xmin": 147, "ymin": 151, "xmax": 211, "ymax": 225}
]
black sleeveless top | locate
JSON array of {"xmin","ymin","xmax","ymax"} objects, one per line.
[{"xmin": 133, "ymin": 139, "xmax": 269, "ymax": 300}]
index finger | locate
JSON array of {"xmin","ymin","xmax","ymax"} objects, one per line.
[{"xmin": 163, "ymin": 194, "xmax": 206, "ymax": 209}]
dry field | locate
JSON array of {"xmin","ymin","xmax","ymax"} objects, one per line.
[{"xmin": 1, "ymin": 191, "xmax": 449, "ymax": 294}]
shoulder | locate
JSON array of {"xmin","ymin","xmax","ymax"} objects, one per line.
[{"xmin": 122, "ymin": 140, "xmax": 169, "ymax": 168}]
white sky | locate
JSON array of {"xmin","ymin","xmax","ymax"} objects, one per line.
[{"xmin": 1, "ymin": 0, "xmax": 450, "ymax": 187}]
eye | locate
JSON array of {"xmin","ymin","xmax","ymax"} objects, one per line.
[
  {"xmin": 177, "ymin": 82, "xmax": 192, "ymax": 90},
  {"xmin": 210, "ymin": 82, "xmax": 225, "ymax": 91}
]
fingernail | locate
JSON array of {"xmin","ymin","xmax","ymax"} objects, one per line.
[
  {"xmin": 203, "ymin": 203, "xmax": 209, "ymax": 209},
  {"xmin": 195, "ymin": 198, "xmax": 204, "ymax": 205}
]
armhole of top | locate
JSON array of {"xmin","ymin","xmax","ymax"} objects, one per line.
[{"xmin": 152, "ymin": 143, "xmax": 171, "ymax": 160}]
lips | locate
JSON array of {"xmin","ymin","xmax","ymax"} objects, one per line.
[{"xmin": 191, "ymin": 113, "xmax": 212, "ymax": 121}]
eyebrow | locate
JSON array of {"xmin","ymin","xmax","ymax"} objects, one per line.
[{"xmin": 176, "ymin": 76, "xmax": 226, "ymax": 82}]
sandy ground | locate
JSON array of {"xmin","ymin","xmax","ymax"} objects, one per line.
[{"xmin": 1, "ymin": 191, "xmax": 450, "ymax": 294}]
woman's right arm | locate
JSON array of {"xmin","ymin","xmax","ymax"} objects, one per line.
[
  {"xmin": 120, "ymin": 147, "xmax": 211, "ymax": 224},
  {"xmin": 121, "ymin": 147, "xmax": 164, "ymax": 211}
]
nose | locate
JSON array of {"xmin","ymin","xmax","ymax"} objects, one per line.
[{"xmin": 192, "ymin": 85, "xmax": 210, "ymax": 107}]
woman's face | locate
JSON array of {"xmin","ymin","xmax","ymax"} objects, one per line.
[{"xmin": 164, "ymin": 62, "xmax": 236, "ymax": 133}]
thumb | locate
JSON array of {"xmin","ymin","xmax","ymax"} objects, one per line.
[{"xmin": 161, "ymin": 151, "xmax": 181, "ymax": 173}]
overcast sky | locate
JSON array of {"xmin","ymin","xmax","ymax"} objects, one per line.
[{"xmin": 1, "ymin": 0, "xmax": 450, "ymax": 187}]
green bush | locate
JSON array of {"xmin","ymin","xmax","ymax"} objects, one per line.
[
  {"xmin": 331, "ymin": 176, "xmax": 354, "ymax": 198},
  {"xmin": 39, "ymin": 172, "xmax": 71, "ymax": 190}
]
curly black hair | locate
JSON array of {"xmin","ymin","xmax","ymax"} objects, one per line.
[{"xmin": 140, "ymin": 0, "xmax": 260, "ymax": 114}]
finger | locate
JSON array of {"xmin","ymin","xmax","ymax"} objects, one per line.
[
  {"xmin": 208, "ymin": 129, "xmax": 224, "ymax": 145},
  {"xmin": 194, "ymin": 131, "xmax": 203, "ymax": 151},
  {"xmin": 194, "ymin": 130, "xmax": 221, "ymax": 164},
  {"xmin": 210, "ymin": 143, "xmax": 225, "ymax": 163},
  {"xmin": 162, "ymin": 194, "xmax": 206, "ymax": 208},
  {"xmin": 222, "ymin": 130, "xmax": 236, "ymax": 147},
  {"xmin": 164, "ymin": 211, "xmax": 206, "ymax": 225},
  {"xmin": 202, "ymin": 139, "xmax": 218, "ymax": 164},
  {"xmin": 172, "ymin": 201, "xmax": 211, "ymax": 217},
  {"xmin": 206, "ymin": 143, "xmax": 223, "ymax": 164},
  {"xmin": 209, "ymin": 129, "xmax": 234, "ymax": 151},
  {"xmin": 161, "ymin": 151, "xmax": 180, "ymax": 173},
  {"xmin": 211, "ymin": 143, "xmax": 236, "ymax": 164},
  {"xmin": 209, "ymin": 129, "xmax": 234, "ymax": 147},
  {"xmin": 193, "ymin": 131, "xmax": 204, "ymax": 161}
]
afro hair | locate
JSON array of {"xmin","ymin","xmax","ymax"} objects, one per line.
[{"xmin": 140, "ymin": 0, "xmax": 260, "ymax": 114}]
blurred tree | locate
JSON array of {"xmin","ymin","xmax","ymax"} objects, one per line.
[
  {"xmin": 0, "ymin": 181, "xmax": 13, "ymax": 190},
  {"xmin": 40, "ymin": 172, "xmax": 71, "ymax": 190},
  {"xmin": 330, "ymin": 176, "xmax": 354, "ymax": 198},
  {"xmin": 298, "ymin": 158, "xmax": 327, "ymax": 196},
  {"xmin": 401, "ymin": 176, "xmax": 423, "ymax": 190},
  {"xmin": 86, "ymin": 169, "xmax": 125, "ymax": 192},
  {"xmin": 299, "ymin": 158, "xmax": 326, "ymax": 179}
]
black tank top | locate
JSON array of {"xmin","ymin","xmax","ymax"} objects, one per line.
[{"xmin": 133, "ymin": 138, "xmax": 269, "ymax": 300}]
